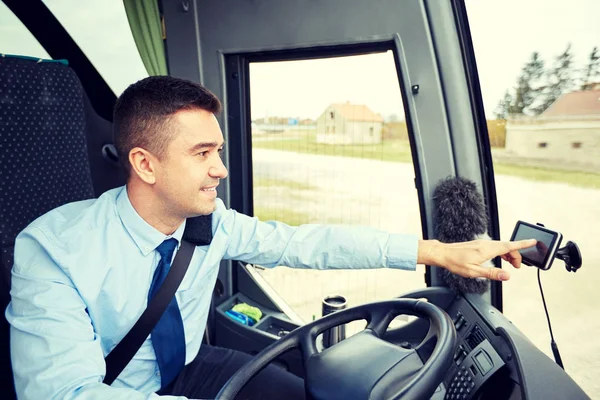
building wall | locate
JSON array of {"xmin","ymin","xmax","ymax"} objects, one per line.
[
  {"xmin": 344, "ymin": 121, "xmax": 383, "ymax": 144},
  {"xmin": 505, "ymin": 117, "xmax": 600, "ymax": 166},
  {"xmin": 316, "ymin": 106, "xmax": 383, "ymax": 144},
  {"xmin": 316, "ymin": 105, "xmax": 346, "ymax": 143}
]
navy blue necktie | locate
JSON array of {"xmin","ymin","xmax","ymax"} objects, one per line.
[{"xmin": 149, "ymin": 238, "xmax": 186, "ymax": 388}]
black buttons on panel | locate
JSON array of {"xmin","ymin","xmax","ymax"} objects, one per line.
[
  {"xmin": 444, "ymin": 366, "xmax": 476, "ymax": 400},
  {"xmin": 444, "ymin": 339, "xmax": 504, "ymax": 400},
  {"xmin": 453, "ymin": 345, "xmax": 468, "ymax": 366},
  {"xmin": 453, "ymin": 311, "xmax": 468, "ymax": 331}
]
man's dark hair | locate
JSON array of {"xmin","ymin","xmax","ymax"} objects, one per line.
[{"xmin": 113, "ymin": 76, "xmax": 222, "ymax": 179}]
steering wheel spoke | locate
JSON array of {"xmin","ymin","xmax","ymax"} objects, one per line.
[
  {"xmin": 300, "ymin": 326, "xmax": 319, "ymax": 361},
  {"xmin": 365, "ymin": 309, "xmax": 394, "ymax": 336}
]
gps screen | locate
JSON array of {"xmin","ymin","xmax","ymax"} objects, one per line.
[{"xmin": 513, "ymin": 223, "xmax": 556, "ymax": 265}]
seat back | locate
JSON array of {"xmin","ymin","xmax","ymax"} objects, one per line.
[{"xmin": 0, "ymin": 55, "xmax": 97, "ymax": 399}]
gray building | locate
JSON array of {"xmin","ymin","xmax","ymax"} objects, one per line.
[
  {"xmin": 505, "ymin": 87, "xmax": 600, "ymax": 167},
  {"xmin": 316, "ymin": 102, "xmax": 383, "ymax": 145}
]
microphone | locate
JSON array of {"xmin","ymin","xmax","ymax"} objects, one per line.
[{"xmin": 432, "ymin": 177, "xmax": 491, "ymax": 294}]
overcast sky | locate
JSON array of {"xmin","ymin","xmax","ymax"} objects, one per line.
[{"xmin": 1, "ymin": 0, "xmax": 598, "ymax": 120}]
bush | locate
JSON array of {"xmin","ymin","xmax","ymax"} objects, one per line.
[
  {"xmin": 487, "ymin": 119, "xmax": 506, "ymax": 148},
  {"xmin": 382, "ymin": 121, "xmax": 409, "ymax": 140},
  {"xmin": 383, "ymin": 120, "xmax": 505, "ymax": 147}
]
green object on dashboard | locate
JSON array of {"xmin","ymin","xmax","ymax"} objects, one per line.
[{"xmin": 232, "ymin": 303, "xmax": 263, "ymax": 322}]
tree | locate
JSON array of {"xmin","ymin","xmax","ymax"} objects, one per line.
[
  {"xmin": 494, "ymin": 90, "xmax": 513, "ymax": 119},
  {"xmin": 535, "ymin": 44, "xmax": 576, "ymax": 113},
  {"xmin": 581, "ymin": 46, "xmax": 600, "ymax": 89},
  {"xmin": 518, "ymin": 52, "xmax": 545, "ymax": 114},
  {"xmin": 495, "ymin": 52, "xmax": 545, "ymax": 118},
  {"xmin": 496, "ymin": 44, "xmax": 600, "ymax": 118}
]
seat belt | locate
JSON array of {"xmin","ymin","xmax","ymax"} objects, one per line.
[{"xmin": 103, "ymin": 239, "xmax": 195, "ymax": 385}]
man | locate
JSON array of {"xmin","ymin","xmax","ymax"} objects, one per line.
[{"xmin": 6, "ymin": 76, "xmax": 535, "ymax": 399}]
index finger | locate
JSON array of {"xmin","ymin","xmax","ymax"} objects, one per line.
[{"xmin": 506, "ymin": 239, "xmax": 537, "ymax": 251}]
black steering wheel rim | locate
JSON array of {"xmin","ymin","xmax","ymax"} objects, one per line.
[{"xmin": 217, "ymin": 298, "xmax": 456, "ymax": 400}]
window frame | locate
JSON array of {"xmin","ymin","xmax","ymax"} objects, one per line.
[
  {"xmin": 223, "ymin": 42, "xmax": 429, "ymax": 295},
  {"xmin": 3, "ymin": 0, "xmax": 116, "ymax": 120}
]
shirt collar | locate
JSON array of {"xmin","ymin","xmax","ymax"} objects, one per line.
[{"xmin": 116, "ymin": 186, "xmax": 186, "ymax": 256}]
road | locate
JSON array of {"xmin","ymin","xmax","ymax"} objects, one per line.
[{"xmin": 251, "ymin": 148, "xmax": 600, "ymax": 398}]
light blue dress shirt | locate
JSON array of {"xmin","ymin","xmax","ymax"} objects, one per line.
[{"xmin": 6, "ymin": 185, "xmax": 418, "ymax": 399}]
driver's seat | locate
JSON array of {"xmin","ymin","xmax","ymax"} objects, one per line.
[{"xmin": 0, "ymin": 55, "xmax": 97, "ymax": 399}]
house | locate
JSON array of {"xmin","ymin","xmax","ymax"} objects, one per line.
[
  {"xmin": 505, "ymin": 88, "xmax": 600, "ymax": 167},
  {"xmin": 315, "ymin": 102, "xmax": 383, "ymax": 145}
]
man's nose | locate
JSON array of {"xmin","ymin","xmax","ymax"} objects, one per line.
[{"xmin": 209, "ymin": 155, "xmax": 228, "ymax": 179}]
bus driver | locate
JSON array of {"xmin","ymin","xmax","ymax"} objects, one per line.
[{"xmin": 6, "ymin": 76, "xmax": 536, "ymax": 400}]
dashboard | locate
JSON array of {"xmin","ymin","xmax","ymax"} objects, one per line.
[
  {"xmin": 217, "ymin": 270, "xmax": 589, "ymax": 399},
  {"xmin": 386, "ymin": 288, "xmax": 589, "ymax": 400}
]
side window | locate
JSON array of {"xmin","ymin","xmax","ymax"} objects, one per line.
[
  {"xmin": 249, "ymin": 51, "xmax": 424, "ymax": 333},
  {"xmin": 467, "ymin": 1, "xmax": 599, "ymax": 397},
  {"xmin": 0, "ymin": 2, "xmax": 50, "ymax": 59},
  {"xmin": 42, "ymin": 0, "xmax": 148, "ymax": 95}
]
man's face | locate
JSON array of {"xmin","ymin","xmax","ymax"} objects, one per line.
[{"xmin": 153, "ymin": 109, "xmax": 228, "ymax": 217}]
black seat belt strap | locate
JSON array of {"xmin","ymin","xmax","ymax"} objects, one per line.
[{"xmin": 103, "ymin": 240, "xmax": 195, "ymax": 385}]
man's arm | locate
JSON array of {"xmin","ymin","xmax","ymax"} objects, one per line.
[
  {"xmin": 221, "ymin": 209, "xmax": 417, "ymax": 270},
  {"xmin": 6, "ymin": 229, "xmax": 185, "ymax": 400},
  {"xmin": 219, "ymin": 205, "xmax": 537, "ymax": 280}
]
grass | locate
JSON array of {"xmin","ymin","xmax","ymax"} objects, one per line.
[
  {"xmin": 254, "ymin": 206, "xmax": 347, "ymax": 226},
  {"xmin": 253, "ymin": 133, "xmax": 413, "ymax": 163},
  {"xmin": 253, "ymin": 176, "xmax": 316, "ymax": 225},
  {"xmin": 253, "ymin": 133, "xmax": 600, "ymax": 189},
  {"xmin": 253, "ymin": 177, "xmax": 345, "ymax": 225},
  {"xmin": 494, "ymin": 162, "xmax": 600, "ymax": 189},
  {"xmin": 254, "ymin": 206, "xmax": 312, "ymax": 226},
  {"xmin": 253, "ymin": 177, "xmax": 317, "ymax": 191}
]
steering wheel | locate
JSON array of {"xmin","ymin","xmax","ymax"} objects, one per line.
[{"xmin": 217, "ymin": 299, "xmax": 456, "ymax": 400}]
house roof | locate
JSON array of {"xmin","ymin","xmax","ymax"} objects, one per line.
[
  {"xmin": 542, "ymin": 90, "xmax": 600, "ymax": 117},
  {"xmin": 330, "ymin": 103, "xmax": 384, "ymax": 122}
]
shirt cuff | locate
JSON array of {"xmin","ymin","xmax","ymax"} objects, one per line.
[{"xmin": 388, "ymin": 234, "xmax": 418, "ymax": 271}]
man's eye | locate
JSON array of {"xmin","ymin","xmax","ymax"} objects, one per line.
[{"xmin": 198, "ymin": 151, "xmax": 209, "ymax": 157}]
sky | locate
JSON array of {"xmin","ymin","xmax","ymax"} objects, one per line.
[
  {"xmin": 250, "ymin": 0, "xmax": 600, "ymax": 120},
  {"xmin": 1, "ymin": 0, "xmax": 599, "ymax": 120},
  {"xmin": 0, "ymin": 0, "xmax": 147, "ymax": 93}
]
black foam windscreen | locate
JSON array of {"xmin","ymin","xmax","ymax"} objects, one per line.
[{"xmin": 432, "ymin": 177, "xmax": 491, "ymax": 294}]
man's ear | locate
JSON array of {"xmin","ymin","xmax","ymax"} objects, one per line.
[{"xmin": 129, "ymin": 147, "xmax": 157, "ymax": 184}]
